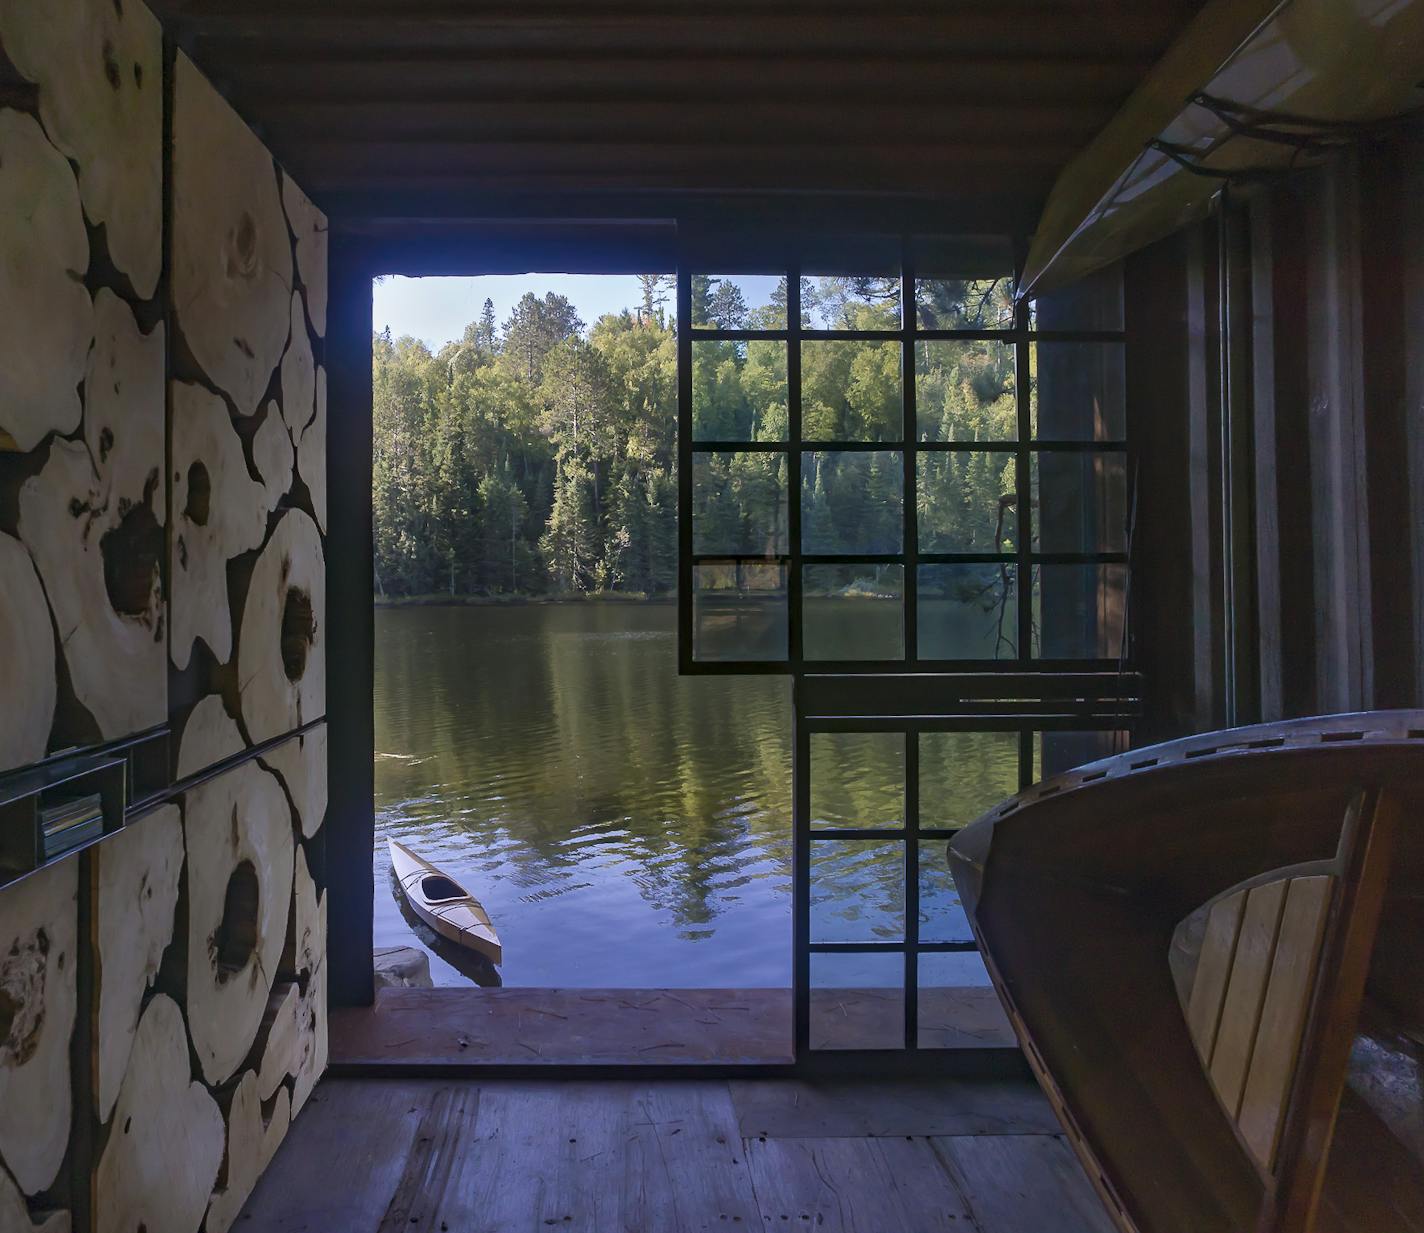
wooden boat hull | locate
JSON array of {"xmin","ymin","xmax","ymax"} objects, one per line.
[
  {"xmin": 949, "ymin": 712, "xmax": 1424, "ymax": 1233},
  {"xmin": 388, "ymin": 838, "xmax": 502, "ymax": 966}
]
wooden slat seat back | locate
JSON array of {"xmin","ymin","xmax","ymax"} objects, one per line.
[
  {"xmin": 947, "ymin": 711, "xmax": 1424, "ymax": 1233},
  {"xmin": 1176, "ymin": 874, "xmax": 1333, "ymax": 1172}
]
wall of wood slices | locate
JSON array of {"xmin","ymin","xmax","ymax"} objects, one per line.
[{"xmin": 0, "ymin": 1, "xmax": 328, "ymax": 1228}]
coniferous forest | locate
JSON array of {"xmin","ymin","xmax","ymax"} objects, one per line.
[{"xmin": 372, "ymin": 274, "xmax": 1018, "ymax": 599}]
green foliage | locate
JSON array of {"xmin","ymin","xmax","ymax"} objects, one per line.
[
  {"xmin": 373, "ymin": 292, "xmax": 678, "ymax": 598},
  {"xmin": 371, "ymin": 277, "xmax": 1025, "ymax": 606}
]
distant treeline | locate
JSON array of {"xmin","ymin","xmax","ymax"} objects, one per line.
[{"xmin": 373, "ymin": 274, "xmax": 1018, "ymax": 599}]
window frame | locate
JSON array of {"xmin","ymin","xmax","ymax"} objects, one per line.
[{"xmin": 677, "ymin": 240, "xmax": 1132, "ymax": 676}]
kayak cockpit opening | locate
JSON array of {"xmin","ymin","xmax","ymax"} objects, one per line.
[{"xmin": 420, "ymin": 874, "xmax": 468, "ymax": 902}]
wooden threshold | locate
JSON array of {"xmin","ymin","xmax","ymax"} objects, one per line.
[{"xmin": 330, "ymin": 986, "xmax": 1015, "ymax": 1068}]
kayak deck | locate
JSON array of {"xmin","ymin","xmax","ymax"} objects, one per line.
[{"xmin": 388, "ymin": 838, "xmax": 502, "ymax": 966}]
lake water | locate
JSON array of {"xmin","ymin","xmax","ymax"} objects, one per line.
[{"xmin": 373, "ymin": 603, "xmax": 995, "ymax": 988}]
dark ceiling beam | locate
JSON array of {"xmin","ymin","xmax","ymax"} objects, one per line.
[
  {"xmin": 286, "ymin": 138, "xmax": 1067, "ymax": 176},
  {"xmin": 242, "ymin": 99, "xmax": 1114, "ymax": 146},
  {"xmin": 209, "ymin": 55, "xmax": 1150, "ymax": 107},
  {"xmin": 320, "ymin": 186, "xmax": 1046, "ymax": 234},
  {"xmin": 161, "ymin": 9, "xmax": 1196, "ymax": 59}
]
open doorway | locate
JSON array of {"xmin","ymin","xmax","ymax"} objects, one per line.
[{"xmin": 361, "ymin": 272, "xmax": 795, "ymax": 1062}]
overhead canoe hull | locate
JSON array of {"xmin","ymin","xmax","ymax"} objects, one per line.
[{"xmin": 949, "ymin": 711, "xmax": 1424, "ymax": 1233}]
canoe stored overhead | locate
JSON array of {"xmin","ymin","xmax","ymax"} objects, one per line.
[
  {"xmin": 948, "ymin": 711, "xmax": 1424, "ymax": 1233},
  {"xmin": 388, "ymin": 838, "xmax": 502, "ymax": 966}
]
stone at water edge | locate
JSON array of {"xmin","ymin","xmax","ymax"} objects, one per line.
[{"xmin": 374, "ymin": 946, "xmax": 434, "ymax": 990}]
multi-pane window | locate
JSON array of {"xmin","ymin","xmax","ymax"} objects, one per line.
[
  {"xmin": 678, "ymin": 240, "xmax": 1133, "ymax": 1056},
  {"xmin": 799, "ymin": 721, "xmax": 1127, "ymax": 1052},
  {"xmin": 679, "ymin": 237, "xmax": 1130, "ymax": 672}
]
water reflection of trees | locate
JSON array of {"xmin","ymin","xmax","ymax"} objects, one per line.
[
  {"xmin": 375, "ymin": 604, "xmax": 792, "ymax": 932},
  {"xmin": 375, "ymin": 607, "xmax": 1026, "ymax": 941}
]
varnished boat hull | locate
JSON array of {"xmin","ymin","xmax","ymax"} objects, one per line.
[{"xmin": 950, "ymin": 712, "xmax": 1424, "ymax": 1233}]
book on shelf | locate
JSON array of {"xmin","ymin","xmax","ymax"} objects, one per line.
[{"xmin": 40, "ymin": 792, "xmax": 105, "ymax": 857}]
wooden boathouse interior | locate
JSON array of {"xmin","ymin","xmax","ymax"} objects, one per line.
[{"xmin": 1, "ymin": 2, "xmax": 1423, "ymax": 1231}]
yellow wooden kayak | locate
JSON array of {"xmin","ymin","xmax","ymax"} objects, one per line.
[{"xmin": 388, "ymin": 838, "xmax": 502, "ymax": 966}]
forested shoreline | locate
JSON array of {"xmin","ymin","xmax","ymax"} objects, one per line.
[{"xmin": 373, "ymin": 274, "xmax": 1018, "ymax": 601}]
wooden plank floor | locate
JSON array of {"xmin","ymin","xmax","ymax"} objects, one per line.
[
  {"xmin": 239, "ymin": 1075, "xmax": 1115, "ymax": 1232},
  {"xmin": 330, "ymin": 987, "xmax": 1015, "ymax": 1066}
]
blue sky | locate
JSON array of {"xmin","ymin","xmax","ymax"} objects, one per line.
[{"xmin": 372, "ymin": 274, "xmax": 660, "ymax": 350}]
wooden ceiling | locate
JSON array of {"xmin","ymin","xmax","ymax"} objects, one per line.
[{"xmin": 152, "ymin": 0, "xmax": 1209, "ymax": 226}]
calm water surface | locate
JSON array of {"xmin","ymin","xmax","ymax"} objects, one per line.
[{"xmin": 374, "ymin": 603, "xmax": 995, "ymax": 988}]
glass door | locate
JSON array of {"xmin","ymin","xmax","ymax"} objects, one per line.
[{"xmin": 677, "ymin": 237, "xmax": 1137, "ymax": 1056}]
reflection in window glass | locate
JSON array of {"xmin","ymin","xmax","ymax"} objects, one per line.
[
  {"xmin": 800, "ymin": 277, "xmax": 902, "ymax": 330},
  {"xmin": 915, "ymin": 341, "xmax": 1016, "ymax": 441},
  {"xmin": 1032, "ymin": 451, "xmax": 1127, "ymax": 554},
  {"xmin": 1029, "ymin": 342, "xmax": 1126, "ymax": 440},
  {"xmin": 692, "ymin": 562, "xmax": 787, "ymax": 661},
  {"xmin": 919, "ymin": 731, "xmax": 1021, "ymax": 830},
  {"xmin": 801, "ymin": 451, "xmax": 903, "ymax": 555},
  {"xmin": 803, "ymin": 565, "xmax": 904, "ymax": 661},
  {"xmin": 811, "ymin": 952, "xmax": 904, "ymax": 1051},
  {"xmin": 690, "ymin": 273, "xmax": 787, "ymax": 329},
  {"xmin": 800, "ymin": 236, "xmax": 901, "ymax": 330},
  {"xmin": 911, "ymin": 235, "xmax": 1015, "ymax": 331},
  {"xmin": 810, "ymin": 839, "xmax": 904, "ymax": 943},
  {"xmin": 919, "ymin": 564, "xmax": 1017, "ymax": 660},
  {"xmin": 692, "ymin": 451, "xmax": 788, "ymax": 556},
  {"xmin": 810, "ymin": 732, "xmax": 905, "ymax": 829},
  {"xmin": 691, "ymin": 340, "xmax": 787, "ymax": 442},
  {"xmin": 1033, "ymin": 564, "xmax": 1127, "ymax": 660},
  {"xmin": 917, "ymin": 453, "xmax": 1018, "ymax": 554},
  {"xmin": 801, "ymin": 341, "xmax": 902, "ymax": 442},
  {"xmin": 918, "ymin": 841, "xmax": 972, "ymax": 943},
  {"xmin": 916, "ymin": 278, "xmax": 1015, "ymax": 330},
  {"xmin": 918, "ymin": 952, "xmax": 995, "ymax": 1049},
  {"xmin": 1029, "ymin": 262, "xmax": 1124, "ymax": 332},
  {"xmin": 1033, "ymin": 730, "xmax": 1127, "ymax": 781}
]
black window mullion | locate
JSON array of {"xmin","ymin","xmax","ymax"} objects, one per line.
[
  {"xmin": 788, "ymin": 264, "xmax": 803, "ymax": 669},
  {"xmin": 904, "ymin": 724, "xmax": 919, "ymax": 1049},
  {"xmin": 902, "ymin": 240, "xmax": 919, "ymax": 669},
  {"xmin": 677, "ymin": 266, "xmax": 694, "ymax": 674},
  {"xmin": 793, "ymin": 692, "xmax": 811, "ymax": 1056},
  {"xmin": 1015, "ymin": 292, "xmax": 1033, "ymax": 665}
]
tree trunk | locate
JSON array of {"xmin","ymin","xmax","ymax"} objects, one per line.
[
  {"xmin": 236, "ymin": 509, "xmax": 326, "ymax": 745},
  {"xmin": 171, "ymin": 53, "xmax": 292, "ymax": 418},
  {"xmin": 170, "ymin": 379, "xmax": 269, "ymax": 672},
  {"xmin": 279, "ymin": 290, "xmax": 316, "ymax": 438},
  {"xmin": 0, "ymin": 0, "xmax": 163, "ymax": 298},
  {"xmin": 286, "ymin": 845, "xmax": 327, "ymax": 1117},
  {"xmin": 175, "ymin": 694, "xmax": 245, "ymax": 781},
  {"xmin": 94, "ymin": 995, "xmax": 224, "ymax": 1233},
  {"xmin": 0, "ymin": 532, "xmax": 57, "ymax": 774},
  {"xmin": 253, "ymin": 981, "xmax": 299, "ymax": 1103},
  {"xmin": 0, "ymin": 109, "xmax": 93, "ymax": 453},
  {"xmin": 18, "ymin": 289, "xmax": 165, "ymax": 740},
  {"xmin": 205, "ymin": 1070, "xmax": 290, "ymax": 1233},
  {"xmin": 181, "ymin": 759, "xmax": 295, "ymax": 1087},
  {"xmin": 0, "ymin": 1167, "xmax": 68, "ymax": 1233},
  {"xmin": 92, "ymin": 804, "xmax": 182, "ymax": 1123},
  {"xmin": 297, "ymin": 367, "xmax": 326, "ymax": 534},
  {"xmin": 253, "ymin": 400, "xmax": 294, "ymax": 514},
  {"xmin": 0, "ymin": 858, "xmax": 77, "ymax": 1196},
  {"xmin": 257, "ymin": 722, "xmax": 327, "ymax": 840},
  {"xmin": 280, "ymin": 172, "xmax": 327, "ymax": 339}
]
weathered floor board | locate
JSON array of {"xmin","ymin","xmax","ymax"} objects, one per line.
[
  {"xmin": 745, "ymin": 1136, "xmax": 976, "ymax": 1232},
  {"xmin": 240, "ymin": 1077, "xmax": 1110, "ymax": 1232},
  {"xmin": 728, "ymin": 1076, "xmax": 1060, "ymax": 1139},
  {"xmin": 934, "ymin": 1133, "xmax": 1119, "ymax": 1233}
]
